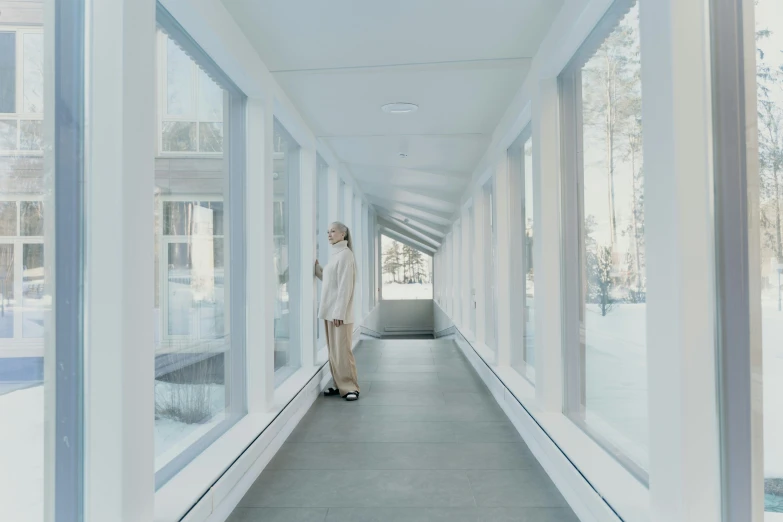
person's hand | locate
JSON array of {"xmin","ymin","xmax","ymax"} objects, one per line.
[{"xmin": 334, "ymin": 319, "xmax": 344, "ymax": 327}]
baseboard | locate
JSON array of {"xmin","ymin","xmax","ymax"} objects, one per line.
[{"xmin": 434, "ymin": 325, "xmax": 457, "ymax": 338}]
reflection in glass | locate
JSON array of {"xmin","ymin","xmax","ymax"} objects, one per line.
[
  {"xmin": 23, "ymin": 33, "xmax": 43, "ymax": 114},
  {"xmin": 273, "ymin": 120, "xmax": 301, "ymax": 383},
  {"xmin": 166, "ymin": 36, "xmax": 192, "ymax": 116},
  {"xmin": 0, "ymin": 201, "xmax": 17, "ymax": 236},
  {"xmin": 524, "ymin": 138, "xmax": 535, "ymax": 377},
  {"xmin": 22, "ymin": 243, "xmax": 43, "ymax": 338},
  {"xmin": 0, "ymin": 119, "xmax": 17, "ymax": 150},
  {"xmin": 0, "ymin": 244, "xmax": 14, "ymax": 338},
  {"xmin": 755, "ymin": 0, "xmax": 783, "ymax": 513},
  {"xmin": 199, "ymin": 122, "xmax": 223, "ymax": 153},
  {"xmin": 0, "ymin": 32, "xmax": 15, "ymax": 114},
  {"xmin": 154, "ymin": 28, "xmax": 234, "ymax": 477},
  {"xmin": 20, "ymin": 120, "xmax": 42, "ymax": 151},
  {"xmin": 576, "ymin": 3, "xmax": 647, "ymax": 471},
  {"xmin": 162, "ymin": 121, "xmax": 197, "ymax": 152},
  {"xmin": 381, "ymin": 235, "xmax": 433, "ymax": 300}
]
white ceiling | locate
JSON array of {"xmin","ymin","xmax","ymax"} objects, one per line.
[{"xmin": 222, "ymin": 0, "xmax": 564, "ymax": 249}]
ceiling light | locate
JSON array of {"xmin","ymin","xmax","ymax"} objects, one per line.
[
  {"xmin": 382, "ymin": 102, "xmax": 418, "ymax": 114},
  {"xmin": 398, "ymin": 152, "xmax": 408, "ymax": 158}
]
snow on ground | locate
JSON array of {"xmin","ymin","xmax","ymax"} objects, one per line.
[
  {"xmin": 382, "ymin": 283, "xmax": 433, "ymax": 300},
  {"xmin": 154, "ymin": 381, "xmax": 226, "ymax": 469},
  {"xmin": 0, "ymin": 386, "xmax": 43, "ymax": 522}
]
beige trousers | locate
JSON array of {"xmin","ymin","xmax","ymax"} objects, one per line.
[{"xmin": 324, "ymin": 320, "xmax": 360, "ymax": 396}]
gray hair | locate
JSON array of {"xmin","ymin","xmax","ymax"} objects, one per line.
[{"xmin": 331, "ymin": 221, "xmax": 353, "ymax": 251}]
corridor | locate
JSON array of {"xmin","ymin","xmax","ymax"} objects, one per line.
[{"xmin": 228, "ymin": 339, "xmax": 577, "ymax": 522}]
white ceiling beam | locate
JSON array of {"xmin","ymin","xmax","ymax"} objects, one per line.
[
  {"xmin": 380, "ymin": 225, "xmax": 437, "ymax": 255},
  {"xmin": 381, "ymin": 215, "xmax": 441, "ymax": 250},
  {"xmin": 365, "ymin": 194, "xmax": 452, "ymax": 227},
  {"xmin": 371, "ymin": 205, "xmax": 447, "ymax": 239}
]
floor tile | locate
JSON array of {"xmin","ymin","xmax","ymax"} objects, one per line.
[
  {"xmin": 324, "ymin": 507, "xmax": 479, "ymax": 522},
  {"xmin": 467, "ymin": 470, "xmax": 569, "ymax": 508},
  {"xmin": 476, "ymin": 508, "xmax": 580, "ymax": 522},
  {"xmin": 226, "ymin": 507, "xmax": 327, "ymax": 522},
  {"xmin": 240, "ymin": 469, "xmax": 476, "ymax": 508},
  {"xmin": 269, "ymin": 442, "xmax": 536, "ymax": 470}
]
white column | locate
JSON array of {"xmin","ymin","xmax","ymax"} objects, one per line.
[
  {"xmin": 299, "ymin": 147, "xmax": 316, "ymax": 367},
  {"xmin": 86, "ymin": 0, "xmax": 156, "ymax": 519},
  {"xmin": 535, "ymin": 79, "xmax": 564, "ymax": 410},
  {"xmin": 495, "ymin": 159, "xmax": 512, "ymax": 366},
  {"xmin": 245, "ymin": 97, "xmax": 272, "ymax": 413},
  {"xmin": 639, "ymin": 0, "xmax": 721, "ymax": 520}
]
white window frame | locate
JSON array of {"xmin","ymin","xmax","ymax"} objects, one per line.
[
  {"xmin": 0, "ymin": 27, "xmax": 45, "ymax": 156},
  {"xmin": 155, "ymin": 30, "xmax": 224, "ymax": 158}
]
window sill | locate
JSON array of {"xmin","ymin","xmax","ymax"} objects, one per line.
[{"xmin": 154, "ymin": 362, "xmax": 327, "ymax": 522}]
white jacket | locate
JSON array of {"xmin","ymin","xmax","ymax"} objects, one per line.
[{"xmin": 317, "ymin": 241, "xmax": 356, "ymax": 323}]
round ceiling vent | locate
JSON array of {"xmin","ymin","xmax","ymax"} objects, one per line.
[{"xmin": 381, "ymin": 102, "xmax": 418, "ymax": 114}]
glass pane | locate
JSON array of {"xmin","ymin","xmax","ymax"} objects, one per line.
[
  {"xmin": 0, "ymin": 119, "xmax": 17, "ymax": 151},
  {"xmin": 0, "ymin": 32, "xmax": 15, "ymax": 114},
  {"xmin": 20, "ymin": 120, "xmax": 42, "ymax": 151},
  {"xmin": 154, "ymin": 30, "xmax": 237, "ymax": 478},
  {"xmin": 166, "ymin": 35, "xmax": 192, "ymax": 116},
  {"xmin": 0, "ymin": 201, "xmax": 17, "ymax": 236},
  {"xmin": 23, "ymin": 34, "xmax": 43, "ymax": 114},
  {"xmin": 22, "ymin": 244, "xmax": 44, "ymax": 338},
  {"xmin": 755, "ymin": 0, "xmax": 783, "ymax": 513},
  {"xmin": 524, "ymin": 138, "xmax": 535, "ymax": 380},
  {"xmin": 198, "ymin": 69, "xmax": 222, "ymax": 122},
  {"xmin": 578, "ymin": 4, "xmax": 647, "ymax": 470},
  {"xmin": 0, "ymin": 244, "xmax": 14, "ymax": 338},
  {"xmin": 198, "ymin": 122, "xmax": 223, "ymax": 153},
  {"xmin": 0, "ymin": 15, "xmax": 48, "ymax": 522},
  {"xmin": 163, "ymin": 201, "xmax": 223, "ymax": 237},
  {"xmin": 21, "ymin": 202, "xmax": 43, "ymax": 236},
  {"xmin": 162, "ymin": 121, "xmax": 196, "ymax": 152},
  {"xmin": 273, "ymin": 121, "xmax": 301, "ymax": 383},
  {"xmin": 380, "ymin": 235, "xmax": 433, "ymax": 300},
  {"xmin": 485, "ymin": 183, "xmax": 497, "ymax": 352}
]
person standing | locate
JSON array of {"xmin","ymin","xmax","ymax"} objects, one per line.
[{"xmin": 315, "ymin": 222, "xmax": 360, "ymax": 401}]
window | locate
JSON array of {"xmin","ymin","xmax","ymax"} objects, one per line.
[
  {"xmin": 272, "ymin": 120, "xmax": 301, "ymax": 384},
  {"xmin": 381, "ymin": 234, "xmax": 433, "ymax": 300},
  {"xmin": 153, "ymin": 10, "xmax": 247, "ymax": 486},
  {"xmin": 0, "ymin": 28, "xmax": 44, "ymax": 154},
  {"xmin": 509, "ymin": 129, "xmax": 535, "ymax": 382},
  {"xmin": 484, "ymin": 180, "xmax": 498, "ymax": 353},
  {"xmin": 158, "ymin": 31, "xmax": 223, "ymax": 154},
  {"xmin": 560, "ymin": 1, "xmax": 647, "ymax": 476},
  {"xmin": 316, "ymin": 154, "xmax": 328, "ymax": 346},
  {"xmin": 468, "ymin": 205, "xmax": 476, "ymax": 333},
  {"xmin": 754, "ymin": 0, "xmax": 783, "ymax": 513}
]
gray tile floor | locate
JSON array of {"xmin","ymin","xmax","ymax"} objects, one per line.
[{"xmin": 231, "ymin": 339, "xmax": 579, "ymax": 522}]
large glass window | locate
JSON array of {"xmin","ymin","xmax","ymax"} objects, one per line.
[
  {"xmin": 755, "ymin": 0, "xmax": 783, "ymax": 513},
  {"xmin": 484, "ymin": 180, "xmax": 498, "ymax": 353},
  {"xmin": 0, "ymin": 10, "xmax": 49, "ymax": 521},
  {"xmin": 0, "ymin": 28, "xmax": 43, "ymax": 154},
  {"xmin": 158, "ymin": 32, "xmax": 223, "ymax": 154},
  {"xmin": 381, "ymin": 234, "xmax": 433, "ymax": 300},
  {"xmin": 468, "ymin": 205, "xmax": 476, "ymax": 333},
  {"xmin": 560, "ymin": 1, "xmax": 647, "ymax": 475},
  {"xmin": 153, "ymin": 21, "xmax": 246, "ymax": 485},
  {"xmin": 509, "ymin": 130, "xmax": 535, "ymax": 382},
  {"xmin": 316, "ymin": 155, "xmax": 328, "ymax": 346},
  {"xmin": 272, "ymin": 120, "xmax": 301, "ymax": 384}
]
